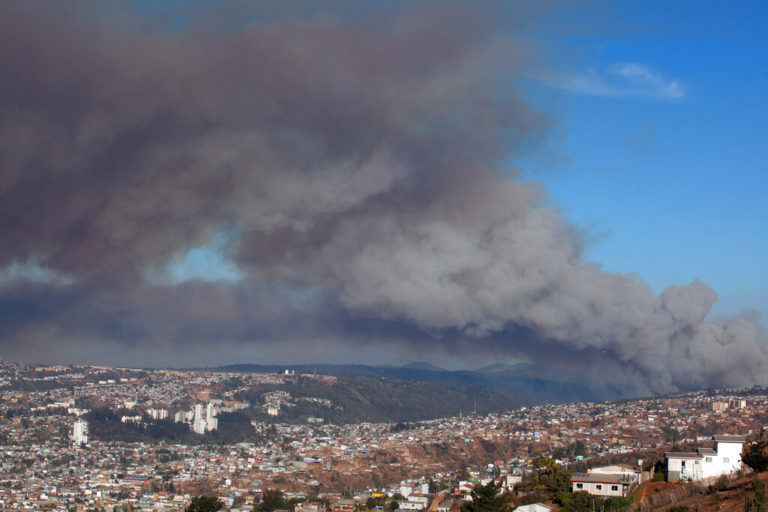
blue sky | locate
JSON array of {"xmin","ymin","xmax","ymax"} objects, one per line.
[{"xmin": 518, "ymin": 0, "xmax": 768, "ymax": 324}]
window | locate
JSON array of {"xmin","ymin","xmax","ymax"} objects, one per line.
[
  {"xmin": 596, "ymin": 485, "xmax": 602, "ymax": 490},
  {"xmin": 706, "ymin": 457, "xmax": 713, "ymax": 462},
  {"xmin": 576, "ymin": 483, "xmax": 583, "ymax": 489},
  {"xmin": 611, "ymin": 486, "xmax": 619, "ymax": 491}
]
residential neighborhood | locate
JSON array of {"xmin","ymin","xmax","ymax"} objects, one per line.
[{"xmin": 0, "ymin": 361, "xmax": 765, "ymax": 511}]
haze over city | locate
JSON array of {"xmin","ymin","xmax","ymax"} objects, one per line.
[{"xmin": 0, "ymin": 1, "xmax": 766, "ymax": 395}]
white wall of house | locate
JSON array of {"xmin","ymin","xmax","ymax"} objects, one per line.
[
  {"xmin": 667, "ymin": 439, "xmax": 743, "ymax": 481},
  {"xmin": 667, "ymin": 456, "xmax": 703, "ymax": 481},
  {"xmin": 702, "ymin": 441, "xmax": 742, "ymax": 478},
  {"xmin": 572, "ymin": 481, "xmax": 627, "ymax": 498},
  {"xmin": 398, "ymin": 502, "xmax": 425, "ymax": 510},
  {"xmin": 505, "ymin": 474, "xmax": 522, "ymax": 491}
]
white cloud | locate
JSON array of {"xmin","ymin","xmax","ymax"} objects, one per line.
[{"xmin": 537, "ymin": 63, "xmax": 684, "ymax": 100}]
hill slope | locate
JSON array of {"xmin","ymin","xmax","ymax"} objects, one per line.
[{"xmin": 210, "ymin": 362, "xmax": 638, "ymax": 422}]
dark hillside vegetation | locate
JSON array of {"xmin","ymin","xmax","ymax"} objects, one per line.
[
  {"xmin": 85, "ymin": 408, "xmax": 259, "ymax": 444},
  {"xmin": 237, "ymin": 374, "xmax": 520, "ymax": 424}
]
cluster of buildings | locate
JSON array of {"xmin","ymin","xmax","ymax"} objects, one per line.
[
  {"xmin": 0, "ymin": 361, "xmax": 765, "ymax": 511},
  {"xmin": 174, "ymin": 403, "xmax": 219, "ymax": 434},
  {"xmin": 71, "ymin": 417, "xmax": 88, "ymax": 445}
]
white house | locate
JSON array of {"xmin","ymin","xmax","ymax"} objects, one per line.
[
  {"xmin": 666, "ymin": 435, "xmax": 743, "ymax": 481},
  {"xmin": 406, "ymin": 495, "xmax": 430, "ymax": 507},
  {"xmin": 505, "ymin": 470, "xmax": 523, "ymax": 491},
  {"xmin": 571, "ymin": 473, "xmax": 635, "ymax": 498},
  {"xmin": 570, "ymin": 464, "xmax": 642, "ymax": 498},
  {"xmin": 398, "ymin": 502, "xmax": 426, "ymax": 511},
  {"xmin": 513, "ymin": 504, "xmax": 552, "ymax": 512},
  {"xmin": 665, "ymin": 452, "xmax": 704, "ymax": 481}
]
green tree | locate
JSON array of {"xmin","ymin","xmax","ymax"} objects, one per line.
[
  {"xmin": 751, "ymin": 477, "xmax": 766, "ymax": 512},
  {"xmin": 461, "ymin": 480, "xmax": 507, "ymax": 512},
  {"xmin": 256, "ymin": 489, "xmax": 287, "ymax": 512},
  {"xmin": 744, "ymin": 434, "xmax": 768, "ymax": 473},
  {"xmin": 561, "ymin": 491, "xmax": 601, "ymax": 512},
  {"xmin": 604, "ymin": 496, "xmax": 630, "ymax": 512},
  {"xmin": 185, "ymin": 496, "xmax": 224, "ymax": 512},
  {"xmin": 528, "ymin": 456, "xmax": 571, "ymax": 504}
]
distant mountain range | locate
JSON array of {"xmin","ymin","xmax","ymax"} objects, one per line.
[{"xmin": 210, "ymin": 361, "xmax": 640, "ymax": 422}]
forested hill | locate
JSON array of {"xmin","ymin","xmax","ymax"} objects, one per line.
[
  {"xmin": 236, "ymin": 375, "xmax": 520, "ymax": 424},
  {"xmin": 206, "ymin": 362, "xmax": 638, "ymax": 423}
]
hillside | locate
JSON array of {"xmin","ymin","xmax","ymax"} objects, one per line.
[
  {"xmin": 634, "ymin": 472, "xmax": 768, "ymax": 512},
  {"xmin": 208, "ymin": 362, "xmax": 640, "ymax": 423},
  {"xmin": 233, "ymin": 374, "xmax": 521, "ymax": 424}
]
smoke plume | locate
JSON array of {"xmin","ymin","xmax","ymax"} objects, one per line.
[{"xmin": 0, "ymin": 2, "xmax": 764, "ymax": 392}]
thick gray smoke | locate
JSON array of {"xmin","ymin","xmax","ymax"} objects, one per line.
[{"xmin": 0, "ymin": 2, "xmax": 764, "ymax": 392}]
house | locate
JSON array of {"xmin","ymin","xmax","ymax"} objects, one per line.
[
  {"xmin": 665, "ymin": 452, "xmax": 705, "ymax": 482},
  {"xmin": 436, "ymin": 499, "xmax": 455, "ymax": 512},
  {"xmin": 333, "ymin": 499, "xmax": 356, "ymax": 512},
  {"xmin": 666, "ymin": 435, "xmax": 744, "ymax": 481},
  {"xmin": 457, "ymin": 482, "xmax": 474, "ymax": 494},
  {"xmin": 570, "ymin": 464, "xmax": 642, "ymax": 498},
  {"xmin": 570, "ymin": 472, "xmax": 635, "ymax": 498},
  {"xmin": 505, "ymin": 470, "xmax": 522, "ymax": 491},
  {"xmin": 513, "ymin": 504, "xmax": 552, "ymax": 512},
  {"xmin": 406, "ymin": 495, "xmax": 430, "ymax": 507},
  {"xmin": 295, "ymin": 502, "xmax": 324, "ymax": 512},
  {"xmin": 393, "ymin": 494, "xmax": 429, "ymax": 511},
  {"xmin": 398, "ymin": 502, "xmax": 426, "ymax": 511}
]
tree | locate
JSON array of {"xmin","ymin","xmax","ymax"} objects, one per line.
[
  {"xmin": 751, "ymin": 477, "xmax": 766, "ymax": 512},
  {"xmin": 384, "ymin": 499, "xmax": 399, "ymax": 512},
  {"xmin": 561, "ymin": 491, "xmax": 601, "ymax": 512},
  {"xmin": 461, "ymin": 480, "xmax": 507, "ymax": 512},
  {"xmin": 185, "ymin": 496, "xmax": 224, "ymax": 512},
  {"xmin": 604, "ymin": 496, "xmax": 630, "ymax": 512},
  {"xmin": 256, "ymin": 489, "xmax": 287, "ymax": 512},
  {"xmin": 519, "ymin": 457, "xmax": 571, "ymax": 505},
  {"xmin": 744, "ymin": 434, "xmax": 768, "ymax": 474}
]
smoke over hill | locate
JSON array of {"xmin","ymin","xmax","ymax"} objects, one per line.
[{"xmin": 0, "ymin": 2, "xmax": 764, "ymax": 393}]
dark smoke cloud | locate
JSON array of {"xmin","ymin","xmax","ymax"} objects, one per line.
[{"xmin": 0, "ymin": 2, "xmax": 764, "ymax": 393}]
